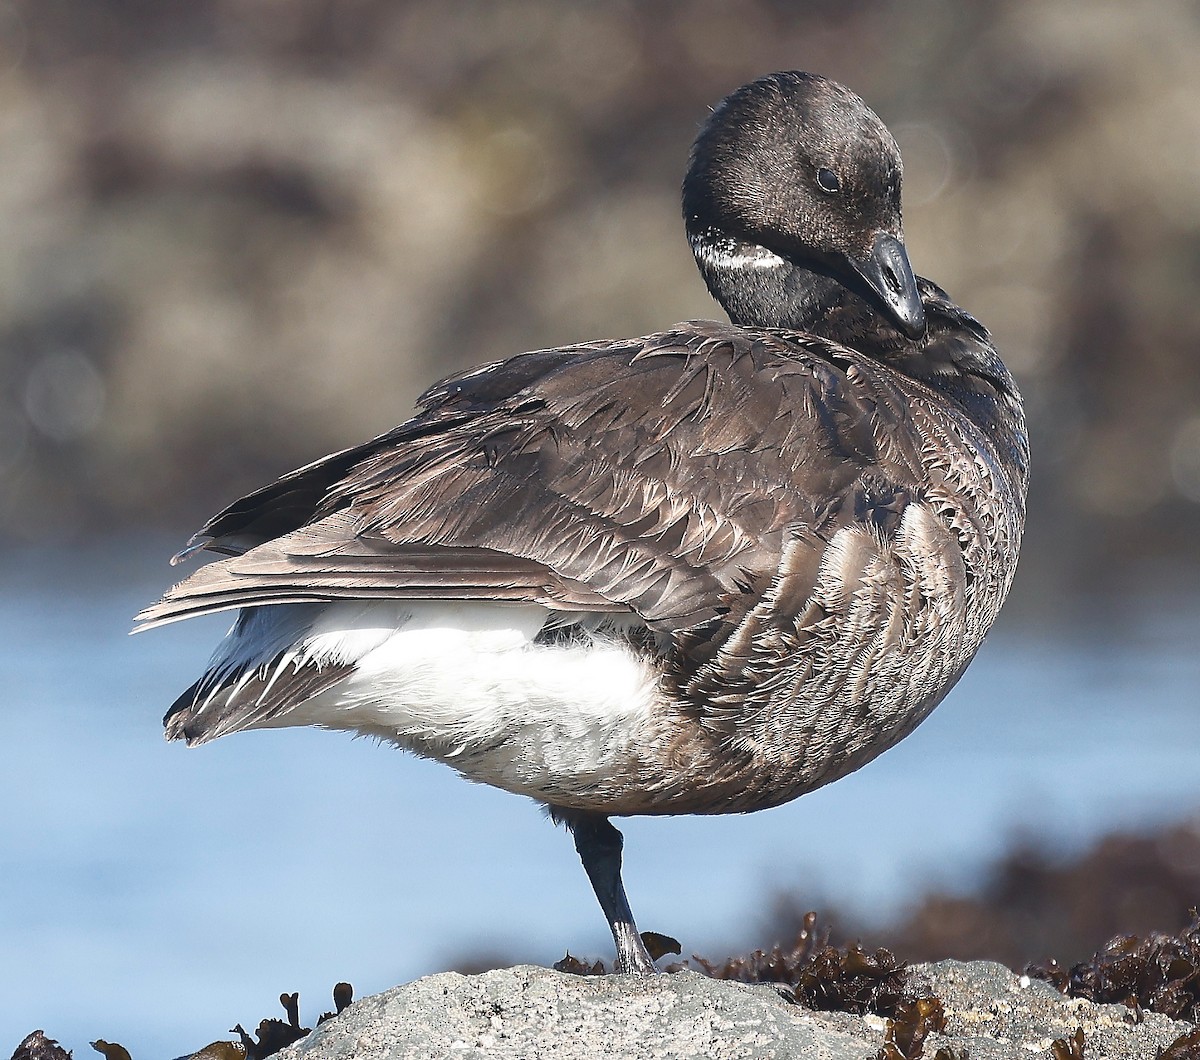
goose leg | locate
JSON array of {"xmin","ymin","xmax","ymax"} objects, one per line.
[{"xmin": 569, "ymin": 813, "xmax": 657, "ymax": 975}]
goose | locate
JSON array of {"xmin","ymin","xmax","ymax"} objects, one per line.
[{"xmin": 137, "ymin": 71, "xmax": 1029, "ymax": 975}]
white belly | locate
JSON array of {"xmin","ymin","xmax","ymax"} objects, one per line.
[{"xmin": 215, "ymin": 600, "xmax": 665, "ymax": 802}]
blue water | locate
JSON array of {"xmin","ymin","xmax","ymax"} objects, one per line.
[{"xmin": 2, "ymin": 542, "xmax": 1199, "ymax": 1057}]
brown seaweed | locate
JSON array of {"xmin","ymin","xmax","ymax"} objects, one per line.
[
  {"xmin": 1159, "ymin": 1026, "xmax": 1200, "ymax": 1059},
  {"xmin": 1050, "ymin": 1027, "xmax": 1086, "ymax": 1060},
  {"xmin": 10, "ymin": 1032, "xmax": 72, "ymax": 1060},
  {"xmin": 1028, "ymin": 912, "xmax": 1200, "ymax": 1022},
  {"xmin": 875, "ymin": 997, "xmax": 948, "ymax": 1060}
]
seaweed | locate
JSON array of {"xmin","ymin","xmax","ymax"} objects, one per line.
[
  {"xmin": 20, "ymin": 983, "xmax": 356, "ymax": 1060},
  {"xmin": 1159, "ymin": 1027, "xmax": 1200, "ymax": 1059},
  {"xmin": 553, "ymin": 931, "xmax": 681, "ymax": 975},
  {"xmin": 687, "ymin": 915, "xmax": 949, "ymax": 1058},
  {"xmin": 10, "ymin": 1032, "xmax": 72, "ymax": 1060},
  {"xmin": 554, "ymin": 909, "xmax": 936, "ymax": 1037},
  {"xmin": 317, "ymin": 983, "xmax": 354, "ymax": 1026},
  {"xmin": 553, "ymin": 953, "xmax": 607, "ymax": 976},
  {"xmin": 229, "ymin": 985, "xmax": 353, "ymax": 1059},
  {"xmin": 875, "ymin": 997, "xmax": 948, "ymax": 1060},
  {"xmin": 231, "ymin": 992, "xmax": 308, "ymax": 1059},
  {"xmin": 696, "ymin": 935, "xmax": 912, "ymax": 1016},
  {"xmin": 1050, "ymin": 1027, "xmax": 1086, "ymax": 1060},
  {"xmin": 669, "ymin": 912, "xmax": 915, "ymax": 1020},
  {"xmin": 641, "ymin": 932, "xmax": 683, "ymax": 962},
  {"xmin": 1028, "ymin": 912, "xmax": 1200, "ymax": 1022}
]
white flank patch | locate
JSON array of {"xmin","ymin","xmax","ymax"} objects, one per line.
[{"xmin": 208, "ymin": 600, "xmax": 663, "ymax": 802}]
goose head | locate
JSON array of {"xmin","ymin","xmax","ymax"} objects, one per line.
[{"xmin": 683, "ymin": 71, "xmax": 926, "ymax": 341}]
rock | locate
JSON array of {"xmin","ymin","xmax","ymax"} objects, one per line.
[
  {"xmin": 910, "ymin": 960, "xmax": 1189, "ymax": 1059},
  {"xmin": 272, "ymin": 961, "xmax": 1193, "ymax": 1060}
]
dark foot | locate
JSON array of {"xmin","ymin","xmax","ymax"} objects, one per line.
[{"xmin": 566, "ymin": 812, "xmax": 657, "ymax": 975}]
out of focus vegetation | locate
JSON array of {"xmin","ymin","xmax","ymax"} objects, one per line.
[
  {"xmin": 767, "ymin": 818, "xmax": 1200, "ymax": 971},
  {"xmin": 2, "ymin": 0, "xmax": 1199, "ymax": 604}
]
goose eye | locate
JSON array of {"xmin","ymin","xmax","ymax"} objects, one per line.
[{"xmin": 816, "ymin": 167, "xmax": 840, "ymax": 193}]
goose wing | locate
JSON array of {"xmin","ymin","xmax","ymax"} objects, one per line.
[{"xmin": 136, "ymin": 319, "xmax": 927, "ymax": 635}]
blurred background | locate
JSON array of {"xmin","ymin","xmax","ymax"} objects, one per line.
[{"xmin": 2, "ymin": 0, "xmax": 1199, "ymax": 1055}]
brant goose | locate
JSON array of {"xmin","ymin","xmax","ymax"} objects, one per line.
[{"xmin": 137, "ymin": 72, "xmax": 1028, "ymax": 974}]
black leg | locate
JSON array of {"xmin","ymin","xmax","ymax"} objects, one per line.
[{"xmin": 567, "ymin": 813, "xmax": 657, "ymax": 975}]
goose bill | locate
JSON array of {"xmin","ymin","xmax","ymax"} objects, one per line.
[{"xmin": 849, "ymin": 231, "xmax": 927, "ymax": 340}]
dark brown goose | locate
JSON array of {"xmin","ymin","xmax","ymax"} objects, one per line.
[{"xmin": 137, "ymin": 71, "xmax": 1029, "ymax": 975}]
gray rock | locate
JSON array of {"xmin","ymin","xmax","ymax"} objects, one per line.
[
  {"xmin": 910, "ymin": 960, "xmax": 1190, "ymax": 1059},
  {"xmin": 275, "ymin": 962, "xmax": 1193, "ymax": 1060}
]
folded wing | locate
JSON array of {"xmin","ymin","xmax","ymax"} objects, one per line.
[{"xmin": 136, "ymin": 320, "xmax": 929, "ymax": 640}]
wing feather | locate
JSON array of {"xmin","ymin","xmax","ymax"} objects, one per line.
[{"xmin": 138, "ymin": 321, "xmax": 941, "ymax": 644}]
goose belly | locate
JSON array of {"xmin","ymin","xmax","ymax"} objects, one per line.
[{"xmin": 234, "ymin": 601, "xmax": 668, "ymax": 804}]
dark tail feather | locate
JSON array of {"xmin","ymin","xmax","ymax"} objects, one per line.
[
  {"xmin": 163, "ymin": 658, "xmax": 356, "ymax": 747},
  {"xmin": 164, "ymin": 680, "xmax": 206, "ymax": 744}
]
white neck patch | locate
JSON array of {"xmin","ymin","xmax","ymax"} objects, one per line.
[{"xmin": 690, "ymin": 230, "xmax": 787, "ymax": 271}]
